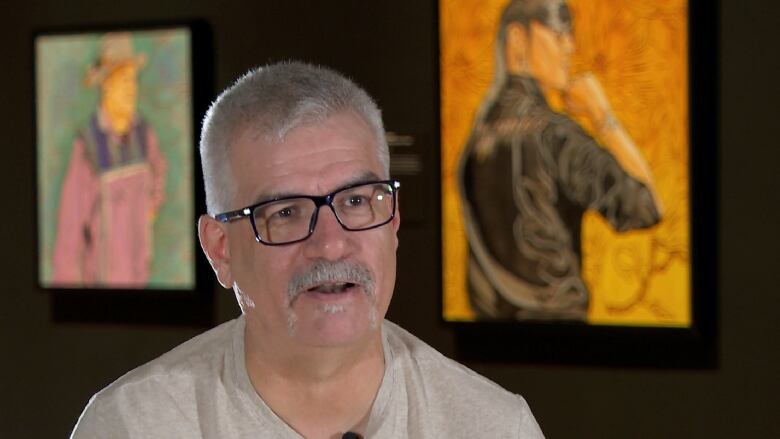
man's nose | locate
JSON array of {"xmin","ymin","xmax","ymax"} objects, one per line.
[{"xmin": 302, "ymin": 206, "xmax": 355, "ymax": 260}]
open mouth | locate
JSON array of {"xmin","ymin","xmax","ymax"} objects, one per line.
[{"xmin": 306, "ymin": 282, "xmax": 356, "ymax": 294}]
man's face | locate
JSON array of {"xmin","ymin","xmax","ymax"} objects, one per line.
[
  {"xmin": 223, "ymin": 111, "xmax": 399, "ymax": 349},
  {"xmin": 528, "ymin": 19, "xmax": 574, "ymax": 91},
  {"xmin": 101, "ymin": 62, "xmax": 138, "ymax": 135}
]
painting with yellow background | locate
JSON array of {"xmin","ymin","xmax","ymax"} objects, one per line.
[{"xmin": 440, "ymin": 0, "xmax": 690, "ymax": 326}]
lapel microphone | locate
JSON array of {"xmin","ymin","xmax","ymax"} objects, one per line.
[{"xmin": 341, "ymin": 433, "xmax": 361, "ymax": 439}]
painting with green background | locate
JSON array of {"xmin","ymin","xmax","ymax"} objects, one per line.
[{"xmin": 36, "ymin": 28, "xmax": 195, "ymax": 289}]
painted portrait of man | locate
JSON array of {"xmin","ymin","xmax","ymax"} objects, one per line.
[
  {"xmin": 441, "ymin": 0, "xmax": 690, "ymax": 325},
  {"xmin": 51, "ymin": 33, "xmax": 168, "ymax": 287},
  {"xmin": 36, "ymin": 29, "xmax": 196, "ymax": 290}
]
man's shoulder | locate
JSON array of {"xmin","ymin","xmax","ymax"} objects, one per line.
[
  {"xmin": 383, "ymin": 320, "xmax": 527, "ymax": 408},
  {"xmin": 109, "ymin": 317, "xmax": 240, "ymax": 388},
  {"xmin": 382, "ymin": 321, "xmax": 544, "ymax": 437},
  {"xmin": 72, "ymin": 317, "xmax": 243, "ymax": 437},
  {"xmin": 475, "ymin": 101, "xmax": 589, "ymax": 147}
]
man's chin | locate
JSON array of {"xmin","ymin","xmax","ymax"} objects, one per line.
[{"xmin": 288, "ymin": 302, "xmax": 380, "ymax": 348}]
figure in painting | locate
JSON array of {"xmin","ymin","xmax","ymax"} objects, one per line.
[
  {"xmin": 459, "ymin": 0, "xmax": 662, "ymax": 320},
  {"xmin": 52, "ymin": 33, "xmax": 167, "ymax": 288}
]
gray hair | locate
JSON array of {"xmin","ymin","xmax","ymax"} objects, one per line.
[{"xmin": 199, "ymin": 61, "xmax": 388, "ymax": 215}]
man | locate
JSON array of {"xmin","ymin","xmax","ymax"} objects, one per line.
[
  {"xmin": 52, "ymin": 32, "xmax": 167, "ymax": 288},
  {"xmin": 71, "ymin": 62, "xmax": 544, "ymax": 438},
  {"xmin": 459, "ymin": 0, "xmax": 662, "ymax": 320}
]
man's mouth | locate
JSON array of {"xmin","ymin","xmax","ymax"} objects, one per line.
[
  {"xmin": 307, "ymin": 282, "xmax": 357, "ymax": 294},
  {"xmin": 287, "ymin": 260, "xmax": 375, "ymax": 305}
]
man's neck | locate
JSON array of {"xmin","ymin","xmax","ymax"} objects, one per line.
[{"xmin": 244, "ymin": 325, "xmax": 386, "ymax": 439}]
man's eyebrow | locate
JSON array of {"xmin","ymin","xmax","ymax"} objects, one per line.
[{"xmin": 250, "ymin": 171, "xmax": 383, "ymax": 205}]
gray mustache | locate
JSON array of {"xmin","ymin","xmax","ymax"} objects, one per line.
[{"xmin": 287, "ymin": 260, "xmax": 375, "ymax": 300}]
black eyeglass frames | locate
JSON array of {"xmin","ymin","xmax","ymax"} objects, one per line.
[{"xmin": 214, "ymin": 180, "xmax": 400, "ymax": 246}]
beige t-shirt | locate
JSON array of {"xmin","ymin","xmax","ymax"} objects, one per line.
[{"xmin": 71, "ymin": 317, "xmax": 544, "ymax": 438}]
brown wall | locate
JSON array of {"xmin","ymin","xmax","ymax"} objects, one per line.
[{"xmin": 1, "ymin": 0, "xmax": 778, "ymax": 437}]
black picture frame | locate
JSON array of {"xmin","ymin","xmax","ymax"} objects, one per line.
[
  {"xmin": 33, "ymin": 21, "xmax": 215, "ymax": 326},
  {"xmin": 438, "ymin": 0, "xmax": 718, "ymax": 368}
]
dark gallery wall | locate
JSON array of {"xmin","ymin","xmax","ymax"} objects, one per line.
[{"xmin": 0, "ymin": 0, "xmax": 778, "ymax": 437}]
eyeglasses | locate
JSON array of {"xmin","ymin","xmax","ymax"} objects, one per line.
[{"xmin": 214, "ymin": 180, "xmax": 400, "ymax": 246}]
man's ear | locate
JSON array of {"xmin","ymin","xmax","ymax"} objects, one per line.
[{"xmin": 198, "ymin": 215, "xmax": 233, "ymax": 289}]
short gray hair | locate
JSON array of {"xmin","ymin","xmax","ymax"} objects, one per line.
[{"xmin": 199, "ymin": 61, "xmax": 388, "ymax": 215}]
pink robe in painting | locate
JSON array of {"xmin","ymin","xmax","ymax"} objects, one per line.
[{"xmin": 52, "ymin": 112, "xmax": 167, "ymax": 288}]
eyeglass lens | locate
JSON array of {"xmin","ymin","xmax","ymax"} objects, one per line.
[{"xmin": 252, "ymin": 182, "xmax": 396, "ymax": 244}]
